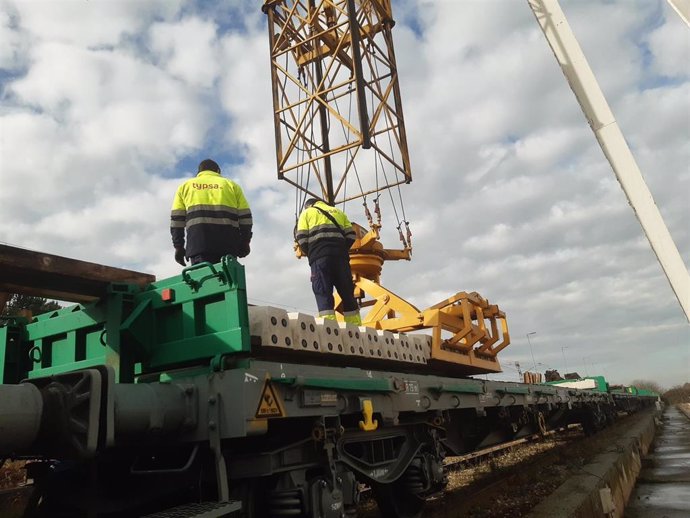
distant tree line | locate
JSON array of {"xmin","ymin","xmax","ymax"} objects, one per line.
[
  {"xmin": 543, "ymin": 374, "xmax": 689, "ymax": 405},
  {"xmin": 1, "ymin": 294, "xmax": 61, "ymax": 318},
  {"xmin": 663, "ymin": 383, "xmax": 690, "ymax": 405},
  {"xmin": 630, "ymin": 379, "xmax": 664, "ymax": 395},
  {"xmin": 630, "ymin": 379, "xmax": 689, "ymax": 405}
]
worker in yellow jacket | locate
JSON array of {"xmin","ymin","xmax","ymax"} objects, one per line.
[
  {"xmin": 170, "ymin": 159, "xmax": 252, "ymax": 266},
  {"xmin": 296, "ymin": 198, "xmax": 361, "ymax": 325}
]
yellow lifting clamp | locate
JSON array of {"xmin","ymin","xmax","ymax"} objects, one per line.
[{"xmin": 358, "ymin": 399, "xmax": 379, "ymax": 431}]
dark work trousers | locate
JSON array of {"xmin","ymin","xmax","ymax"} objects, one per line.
[{"xmin": 310, "ymin": 255, "xmax": 358, "ymax": 314}]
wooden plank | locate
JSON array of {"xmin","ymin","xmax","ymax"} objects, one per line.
[{"xmin": 0, "ymin": 245, "xmax": 155, "ymax": 303}]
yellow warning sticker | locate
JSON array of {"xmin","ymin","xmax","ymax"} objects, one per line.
[{"xmin": 256, "ymin": 381, "xmax": 285, "ymax": 418}]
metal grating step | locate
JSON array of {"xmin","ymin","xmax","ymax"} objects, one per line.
[{"xmin": 143, "ymin": 500, "xmax": 242, "ymax": 518}]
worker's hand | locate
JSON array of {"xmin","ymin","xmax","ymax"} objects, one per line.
[
  {"xmin": 237, "ymin": 241, "xmax": 251, "ymax": 258},
  {"xmin": 174, "ymin": 247, "xmax": 187, "ymax": 266},
  {"xmin": 237, "ymin": 232, "xmax": 252, "ymax": 258}
]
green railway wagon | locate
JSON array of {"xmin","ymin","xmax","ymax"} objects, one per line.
[{"xmin": 0, "ymin": 258, "xmax": 656, "ymax": 518}]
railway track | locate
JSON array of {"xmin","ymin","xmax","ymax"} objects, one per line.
[
  {"xmin": 444, "ymin": 424, "xmax": 582, "ymax": 470},
  {"xmin": 361, "ymin": 412, "xmax": 650, "ymax": 518},
  {"xmin": 1, "ymin": 415, "xmax": 648, "ymax": 518},
  {"xmin": 0, "ymin": 425, "xmax": 588, "ymax": 518},
  {"xmin": 358, "ymin": 424, "xmax": 584, "ymax": 517}
]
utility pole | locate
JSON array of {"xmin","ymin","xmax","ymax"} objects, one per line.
[
  {"xmin": 526, "ymin": 332, "xmax": 537, "ymax": 371},
  {"xmin": 561, "ymin": 346, "xmax": 569, "ymax": 375}
]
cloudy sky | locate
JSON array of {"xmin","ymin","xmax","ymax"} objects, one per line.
[{"xmin": 1, "ymin": 0, "xmax": 688, "ymax": 387}]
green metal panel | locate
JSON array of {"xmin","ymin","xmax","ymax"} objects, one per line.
[
  {"xmin": 155, "ymin": 305, "xmax": 183, "ymax": 344},
  {"xmin": 146, "ymin": 329, "xmax": 247, "ymax": 369},
  {"xmin": 123, "ymin": 258, "xmax": 250, "ymax": 373},
  {"xmin": 543, "ymin": 376, "xmax": 609, "ymax": 393},
  {"xmin": 84, "ymin": 326, "xmax": 106, "ymax": 362},
  {"xmin": 0, "ymin": 320, "xmax": 29, "ymax": 384},
  {"xmin": 198, "ymin": 295, "xmax": 228, "ymax": 334},
  {"xmin": 1, "ymin": 256, "xmax": 250, "ymax": 382},
  {"xmin": 23, "ymin": 301, "xmax": 111, "ymax": 380},
  {"xmin": 26, "ymin": 304, "xmax": 106, "ymax": 337},
  {"xmin": 52, "ymin": 332, "xmax": 76, "ymax": 366},
  {"xmin": 589, "ymin": 376, "xmax": 609, "ymax": 393}
]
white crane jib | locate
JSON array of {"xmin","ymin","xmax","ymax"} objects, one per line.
[{"xmin": 528, "ymin": 0, "xmax": 690, "ymax": 321}]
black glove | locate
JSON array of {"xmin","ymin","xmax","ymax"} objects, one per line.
[
  {"xmin": 237, "ymin": 231, "xmax": 252, "ymax": 258},
  {"xmin": 237, "ymin": 240, "xmax": 251, "ymax": 258},
  {"xmin": 174, "ymin": 247, "xmax": 187, "ymax": 266}
]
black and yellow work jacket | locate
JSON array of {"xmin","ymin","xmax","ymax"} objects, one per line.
[
  {"xmin": 296, "ymin": 201, "xmax": 355, "ymax": 264},
  {"xmin": 170, "ymin": 170, "xmax": 252, "ymax": 258}
]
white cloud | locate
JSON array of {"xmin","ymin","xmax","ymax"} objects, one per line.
[
  {"xmin": 9, "ymin": 41, "xmax": 211, "ymax": 153},
  {"xmin": 149, "ymin": 17, "xmax": 221, "ymax": 89},
  {"xmin": 0, "ymin": 9, "xmax": 26, "ymax": 70},
  {"xmin": 0, "ymin": 0, "xmax": 687, "ymax": 388},
  {"xmin": 218, "ymin": 31, "xmax": 275, "ymax": 190},
  {"xmin": 7, "ymin": 0, "xmax": 183, "ymax": 47},
  {"xmin": 646, "ymin": 6, "xmax": 690, "ymax": 80}
]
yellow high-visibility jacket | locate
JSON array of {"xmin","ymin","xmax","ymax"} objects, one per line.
[
  {"xmin": 296, "ymin": 201, "xmax": 355, "ymax": 264},
  {"xmin": 170, "ymin": 170, "xmax": 252, "ymax": 258}
]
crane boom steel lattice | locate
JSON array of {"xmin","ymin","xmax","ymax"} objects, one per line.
[
  {"xmin": 528, "ymin": 0, "xmax": 690, "ymax": 321},
  {"xmin": 262, "ymin": 0, "xmax": 510, "ymax": 375},
  {"xmin": 262, "ymin": 0, "xmax": 411, "ymax": 204}
]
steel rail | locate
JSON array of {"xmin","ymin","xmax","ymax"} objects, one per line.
[{"xmin": 444, "ymin": 424, "xmax": 581, "ymax": 469}]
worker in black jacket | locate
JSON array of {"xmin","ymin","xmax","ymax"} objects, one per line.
[
  {"xmin": 295, "ymin": 198, "xmax": 361, "ymax": 325},
  {"xmin": 170, "ymin": 159, "xmax": 252, "ymax": 266}
]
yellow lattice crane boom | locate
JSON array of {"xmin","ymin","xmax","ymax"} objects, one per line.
[
  {"xmin": 262, "ymin": 0, "xmax": 410, "ymax": 204},
  {"xmin": 262, "ymin": 0, "xmax": 510, "ymax": 375}
]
